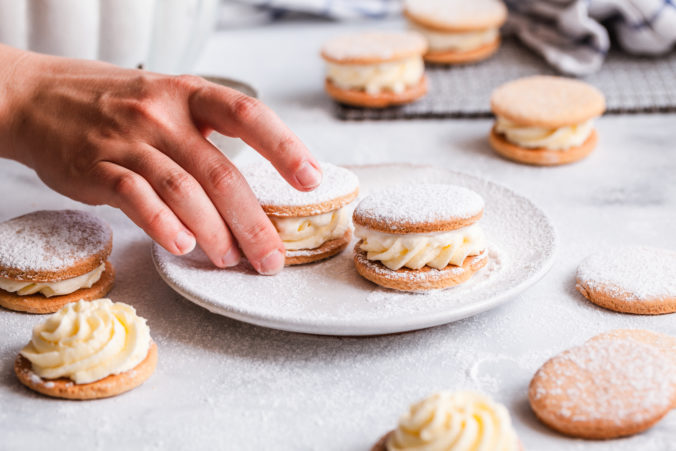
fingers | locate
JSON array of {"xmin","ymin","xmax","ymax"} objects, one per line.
[
  {"xmin": 188, "ymin": 83, "xmax": 323, "ymax": 192},
  {"xmin": 116, "ymin": 145, "xmax": 241, "ymax": 268},
  {"xmin": 90, "ymin": 161, "xmax": 196, "ymax": 256},
  {"xmin": 161, "ymin": 134, "xmax": 286, "ymax": 275}
]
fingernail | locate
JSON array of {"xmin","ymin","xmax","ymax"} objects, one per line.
[
  {"xmin": 258, "ymin": 249, "xmax": 284, "ymax": 275},
  {"xmin": 174, "ymin": 231, "xmax": 196, "ymax": 254},
  {"xmin": 221, "ymin": 247, "xmax": 240, "ymax": 267},
  {"xmin": 294, "ymin": 161, "xmax": 322, "ymax": 189}
]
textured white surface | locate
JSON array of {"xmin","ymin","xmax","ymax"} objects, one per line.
[{"xmin": 1, "ymin": 18, "xmax": 676, "ymax": 451}]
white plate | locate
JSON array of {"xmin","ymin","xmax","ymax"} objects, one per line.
[{"xmin": 152, "ymin": 164, "xmax": 557, "ymax": 335}]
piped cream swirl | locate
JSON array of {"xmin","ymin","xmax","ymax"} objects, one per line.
[
  {"xmin": 495, "ymin": 116, "xmax": 594, "ymax": 150},
  {"xmin": 0, "ymin": 263, "xmax": 105, "ymax": 297},
  {"xmin": 355, "ymin": 224, "xmax": 485, "ymax": 270},
  {"xmin": 20, "ymin": 299, "xmax": 151, "ymax": 384},
  {"xmin": 387, "ymin": 391, "xmax": 520, "ymax": 451},
  {"xmin": 271, "ymin": 206, "xmax": 350, "ymax": 251},
  {"xmin": 412, "ymin": 25, "xmax": 499, "ymax": 52},
  {"xmin": 326, "ymin": 56, "xmax": 424, "ymax": 95}
]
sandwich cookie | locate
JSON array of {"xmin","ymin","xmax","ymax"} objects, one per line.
[
  {"xmin": 15, "ymin": 298, "xmax": 157, "ymax": 400},
  {"xmin": 241, "ymin": 161, "xmax": 359, "ymax": 265},
  {"xmin": 321, "ymin": 31, "xmax": 428, "ymax": 108},
  {"xmin": 0, "ymin": 210, "xmax": 114, "ymax": 314},
  {"xmin": 576, "ymin": 246, "xmax": 676, "ymax": 314},
  {"xmin": 490, "ymin": 76, "xmax": 606, "ymax": 166},
  {"xmin": 353, "ymin": 184, "xmax": 487, "ymax": 292},
  {"xmin": 372, "ymin": 390, "xmax": 521, "ymax": 451},
  {"xmin": 529, "ymin": 332, "xmax": 676, "ymax": 439},
  {"xmin": 404, "ymin": 0, "xmax": 507, "ymax": 64}
]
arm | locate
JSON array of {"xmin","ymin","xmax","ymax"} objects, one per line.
[{"xmin": 0, "ymin": 44, "xmax": 322, "ymax": 275}]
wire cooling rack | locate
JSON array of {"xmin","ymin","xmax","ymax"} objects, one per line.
[{"xmin": 334, "ymin": 39, "xmax": 676, "ymax": 120}]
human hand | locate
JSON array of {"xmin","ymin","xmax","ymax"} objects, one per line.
[{"xmin": 0, "ymin": 46, "xmax": 322, "ymax": 275}]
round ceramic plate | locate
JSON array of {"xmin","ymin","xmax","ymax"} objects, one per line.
[{"xmin": 152, "ymin": 164, "xmax": 557, "ymax": 335}]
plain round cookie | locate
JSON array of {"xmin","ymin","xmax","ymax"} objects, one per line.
[
  {"xmin": 15, "ymin": 341, "xmax": 157, "ymax": 400},
  {"xmin": 424, "ymin": 39, "xmax": 501, "ymax": 65},
  {"xmin": 325, "ymin": 76, "xmax": 428, "ymax": 108},
  {"xmin": 490, "ymin": 76, "xmax": 606, "ymax": 128},
  {"xmin": 489, "ymin": 127, "xmax": 598, "ymax": 166},
  {"xmin": 240, "ymin": 162, "xmax": 359, "ymax": 217},
  {"xmin": 0, "ymin": 261, "xmax": 115, "ymax": 314},
  {"xmin": 404, "ymin": 0, "xmax": 507, "ymax": 32},
  {"xmin": 353, "ymin": 184, "xmax": 484, "ymax": 234},
  {"xmin": 529, "ymin": 337, "xmax": 675, "ymax": 439},
  {"xmin": 0, "ymin": 210, "xmax": 113, "ymax": 282},
  {"xmin": 320, "ymin": 31, "xmax": 427, "ymax": 64},
  {"xmin": 576, "ymin": 246, "xmax": 676, "ymax": 315},
  {"xmin": 285, "ymin": 230, "xmax": 352, "ymax": 266},
  {"xmin": 355, "ymin": 247, "xmax": 488, "ymax": 292}
]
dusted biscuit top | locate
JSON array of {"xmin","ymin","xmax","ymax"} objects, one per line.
[{"xmin": 0, "ymin": 210, "xmax": 112, "ymax": 282}]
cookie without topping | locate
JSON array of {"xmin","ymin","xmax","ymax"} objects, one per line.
[
  {"xmin": 320, "ymin": 31, "xmax": 427, "ymax": 64},
  {"xmin": 240, "ymin": 161, "xmax": 359, "ymax": 217},
  {"xmin": 529, "ymin": 336, "xmax": 675, "ymax": 439},
  {"xmin": 576, "ymin": 246, "xmax": 676, "ymax": 314},
  {"xmin": 423, "ymin": 39, "xmax": 501, "ymax": 65},
  {"xmin": 404, "ymin": 0, "xmax": 507, "ymax": 32},
  {"xmin": 353, "ymin": 184, "xmax": 484, "ymax": 234},
  {"xmin": 324, "ymin": 76, "xmax": 428, "ymax": 109},
  {"xmin": 490, "ymin": 76, "xmax": 606, "ymax": 128},
  {"xmin": 0, "ymin": 210, "xmax": 112, "ymax": 282}
]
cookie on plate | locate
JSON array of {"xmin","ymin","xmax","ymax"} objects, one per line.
[
  {"xmin": 320, "ymin": 31, "xmax": 428, "ymax": 108},
  {"xmin": 0, "ymin": 210, "xmax": 114, "ymax": 314},
  {"xmin": 372, "ymin": 390, "xmax": 521, "ymax": 451},
  {"xmin": 490, "ymin": 76, "xmax": 606, "ymax": 166},
  {"xmin": 576, "ymin": 246, "xmax": 676, "ymax": 315},
  {"xmin": 15, "ymin": 298, "xmax": 157, "ymax": 400},
  {"xmin": 404, "ymin": 0, "xmax": 507, "ymax": 64},
  {"xmin": 529, "ymin": 332, "xmax": 675, "ymax": 439},
  {"xmin": 353, "ymin": 184, "xmax": 488, "ymax": 291},
  {"xmin": 241, "ymin": 161, "xmax": 359, "ymax": 265}
]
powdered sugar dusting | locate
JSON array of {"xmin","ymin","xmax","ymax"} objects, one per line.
[
  {"xmin": 532, "ymin": 338, "xmax": 674, "ymax": 423},
  {"xmin": 355, "ymin": 184, "xmax": 484, "ymax": 229},
  {"xmin": 240, "ymin": 161, "xmax": 359, "ymax": 210},
  {"xmin": 321, "ymin": 31, "xmax": 426, "ymax": 62},
  {"xmin": 152, "ymin": 166, "xmax": 555, "ymax": 335},
  {"xmin": 0, "ymin": 210, "xmax": 112, "ymax": 277},
  {"xmin": 577, "ymin": 246, "xmax": 676, "ymax": 301}
]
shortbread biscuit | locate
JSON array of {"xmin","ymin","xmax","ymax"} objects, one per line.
[
  {"xmin": 353, "ymin": 184, "xmax": 488, "ymax": 291},
  {"xmin": 404, "ymin": 0, "xmax": 507, "ymax": 64},
  {"xmin": 15, "ymin": 298, "xmax": 156, "ymax": 400},
  {"xmin": 321, "ymin": 31, "xmax": 428, "ymax": 108},
  {"xmin": 576, "ymin": 246, "xmax": 676, "ymax": 314},
  {"xmin": 0, "ymin": 210, "xmax": 114, "ymax": 313},
  {"xmin": 241, "ymin": 161, "xmax": 359, "ymax": 265},
  {"xmin": 373, "ymin": 390, "xmax": 521, "ymax": 451},
  {"xmin": 15, "ymin": 341, "xmax": 157, "ymax": 400},
  {"xmin": 529, "ymin": 335, "xmax": 675, "ymax": 439},
  {"xmin": 489, "ymin": 76, "xmax": 606, "ymax": 165}
]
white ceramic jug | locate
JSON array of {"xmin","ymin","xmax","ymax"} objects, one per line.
[{"xmin": 0, "ymin": 0, "xmax": 219, "ymax": 73}]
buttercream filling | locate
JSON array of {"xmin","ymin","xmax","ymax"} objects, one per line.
[
  {"xmin": 411, "ymin": 24, "xmax": 499, "ymax": 52},
  {"xmin": 495, "ymin": 116, "xmax": 594, "ymax": 150},
  {"xmin": 20, "ymin": 298, "xmax": 151, "ymax": 384},
  {"xmin": 355, "ymin": 224, "xmax": 486, "ymax": 270},
  {"xmin": 271, "ymin": 206, "xmax": 350, "ymax": 251},
  {"xmin": 326, "ymin": 56, "xmax": 424, "ymax": 95},
  {"xmin": 387, "ymin": 391, "xmax": 520, "ymax": 451},
  {"xmin": 0, "ymin": 263, "xmax": 105, "ymax": 297}
]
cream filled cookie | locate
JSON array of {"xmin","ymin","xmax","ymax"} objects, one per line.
[
  {"xmin": 576, "ymin": 246, "xmax": 676, "ymax": 315},
  {"xmin": 529, "ymin": 332, "xmax": 676, "ymax": 439},
  {"xmin": 320, "ymin": 31, "xmax": 428, "ymax": 108},
  {"xmin": 241, "ymin": 161, "xmax": 359, "ymax": 265},
  {"xmin": 0, "ymin": 210, "xmax": 114, "ymax": 314},
  {"xmin": 15, "ymin": 298, "xmax": 157, "ymax": 400},
  {"xmin": 490, "ymin": 76, "xmax": 606, "ymax": 166},
  {"xmin": 353, "ymin": 184, "xmax": 487, "ymax": 292},
  {"xmin": 404, "ymin": 0, "xmax": 507, "ymax": 64},
  {"xmin": 372, "ymin": 390, "xmax": 521, "ymax": 451}
]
